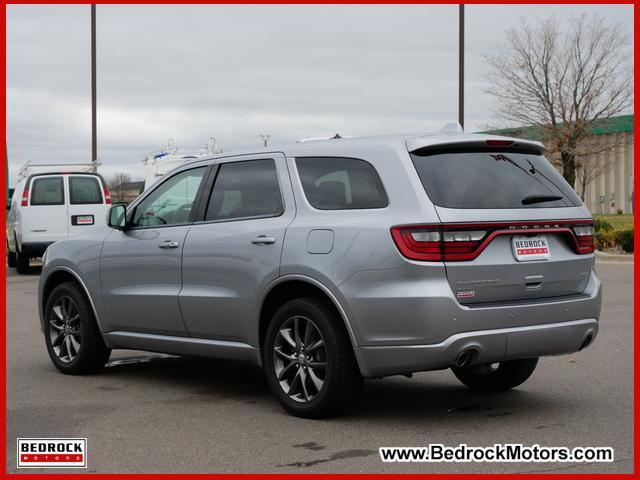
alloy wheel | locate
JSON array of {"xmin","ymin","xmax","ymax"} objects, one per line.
[
  {"xmin": 273, "ymin": 316, "xmax": 327, "ymax": 403},
  {"xmin": 49, "ymin": 296, "xmax": 82, "ymax": 363}
]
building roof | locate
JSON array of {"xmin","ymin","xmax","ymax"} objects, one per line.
[
  {"xmin": 115, "ymin": 181, "xmax": 145, "ymax": 190},
  {"xmin": 483, "ymin": 114, "xmax": 633, "ymax": 140}
]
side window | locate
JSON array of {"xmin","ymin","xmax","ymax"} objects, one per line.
[
  {"xmin": 131, "ymin": 166, "xmax": 207, "ymax": 227},
  {"xmin": 296, "ymin": 157, "xmax": 388, "ymax": 210},
  {"xmin": 205, "ymin": 159, "xmax": 283, "ymax": 222},
  {"xmin": 69, "ymin": 176, "xmax": 102, "ymax": 204},
  {"xmin": 31, "ymin": 177, "xmax": 64, "ymax": 206}
]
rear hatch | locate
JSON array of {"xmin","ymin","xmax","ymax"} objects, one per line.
[{"xmin": 405, "ymin": 139, "xmax": 594, "ymax": 305}]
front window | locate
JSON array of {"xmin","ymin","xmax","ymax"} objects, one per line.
[{"xmin": 131, "ymin": 167, "xmax": 207, "ymax": 227}]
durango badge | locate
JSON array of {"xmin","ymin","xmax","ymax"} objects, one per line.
[{"xmin": 17, "ymin": 438, "xmax": 87, "ymax": 468}]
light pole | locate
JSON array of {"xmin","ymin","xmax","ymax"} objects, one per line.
[
  {"xmin": 91, "ymin": 5, "xmax": 97, "ymax": 172},
  {"xmin": 458, "ymin": 4, "xmax": 465, "ymax": 129},
  {"xmin": 260, "ymin": 134, "xmax": 271, "ymax": 147}
]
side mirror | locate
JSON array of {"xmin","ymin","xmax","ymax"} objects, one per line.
[{"xmin": 107, "ymin": 204, "xmax": 128, "ymax": 230}]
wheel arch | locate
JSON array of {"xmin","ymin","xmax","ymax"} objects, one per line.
[
  {"xmin": 258, "ymin": 275, "xmax": 359, "ymax": 353},
  {"xmin": 40, "ymin": 267, "xmax": 103, "ymax": 333}
]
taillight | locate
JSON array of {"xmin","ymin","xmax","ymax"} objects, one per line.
[
  {"xmin": 103, "ymin": 187, "xmax": 111, "ymax": 204},
  {"xmin": 391, "ymin": 227, "xmax": 442, "ymax": 261},
  {"xmin": 442, "ymin": 229, "xmax": 487, "ymax": 261},
  {"xmin": 392, "ymin": 220, "xmax": 595, "ymax": 261},
  {"xmin": 573, "ymin": 225, "xmax": 595, "ymax": 254},
  {"xmin": 21, "ymin": 187, "xmax": 29, "ymax": 206}
]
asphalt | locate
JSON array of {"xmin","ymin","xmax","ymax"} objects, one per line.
[{"xmin": 5, "ymin": 260, "xmax": 634, "ymax": 473}]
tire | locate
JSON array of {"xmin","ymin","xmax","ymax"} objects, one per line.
[
  {"xmin": 7, "ymin": 243, "xmax": 16, "ymax": 268},
  {"xmin": 452, "ymin": 358, "xmax": 538, "ymax": 392},
  {"xmin": 15, "ymin": 248, "xmax": 29, "ymax": 274},
  {"xmin": 43, "ymin": 282, "xmax": 111, "ymax": 375},
  {"xmin": 263, "ymin": 297, "xmax": 363, "ymax": 418}
]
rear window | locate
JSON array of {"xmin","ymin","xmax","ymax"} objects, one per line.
[
  {"xmin": 70, "ymin": 176, "xmax": 103, "ymax": 204},
  {"xmin": 31, "ymin": 177, "xmax": 64, "ymax": 206},
  {"xmin": 410, "ymin": 151, "xmax": 582, "ymax": 209},
  {"xmin": 296, "ymin": 157, "xmax": 388, "ymax": 210},
  {"xmin": 205, "ymin": 159, "xmax": 284, "ymax": 221}
]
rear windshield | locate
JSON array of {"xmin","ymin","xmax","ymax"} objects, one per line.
[
  {"xmin": 410, "ymin": 151, "xmax": 582, "ymax": 209},
  {"xmin": 70, "ymin": 176, "xmax": 103, "ymax": 204},
  {"xmin": 31, "ymin": 177, "xmax": 64, "ymax": 206}
]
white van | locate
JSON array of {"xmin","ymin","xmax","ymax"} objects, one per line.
[{"xmin": 7, "ymin": 172, "xmax": 111, "ymax": 273}]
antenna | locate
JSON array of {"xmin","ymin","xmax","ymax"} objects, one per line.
[{"xmin": 439, "ymin": 122, "xmax": 464, "ymax": 135}]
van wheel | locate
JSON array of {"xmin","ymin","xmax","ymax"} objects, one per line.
[
  {"xmin": 452, "ymin": 358, "xmax": 538, "ymax": 391},
  {"xmin": 263, "ymin": 297, "xmax": 363, "ymax": 418},
  {"xmin": 15, "ymin": 248, "xmax": 29, "ymax": 274},
  {"xmin": 44, "ymin": 282, "xmax": 111, "ymax": 375},
  {"xmin": 7, "ymin": 243, "xmax": 16, "ymax": 268}
]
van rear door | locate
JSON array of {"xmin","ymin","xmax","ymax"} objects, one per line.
[
  {"xmin": 67, "ymin": 174, "xmax": 111, "ymax": 236},
  {"xmin": 23, "ymin": 175, "xmax": 69, "ymax": 244}
]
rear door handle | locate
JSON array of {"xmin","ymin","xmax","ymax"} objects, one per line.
[
  {"xmin": 158, "ymin": 240, "xmax": 180, "ymax": 249},
  {"xmin": 251, "ymin": 235, "xmax": 276, "ymax": 245}
]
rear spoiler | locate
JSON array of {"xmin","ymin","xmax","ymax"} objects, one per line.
[{"xmin": 407, "ymin": 138, "xmax": 545, "ymax": 157}]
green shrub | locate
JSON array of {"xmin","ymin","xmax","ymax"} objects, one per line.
[
  {"xmin": 594, "ymin": 218, "xmax": 614, "ymax": 233},
  {"xmin": 595, "ymin": 230, "xmax": 618, "ymax": 250},
  {"xmin": 615, "ymin": 228, "xmax": 634, "ymax": 253}
]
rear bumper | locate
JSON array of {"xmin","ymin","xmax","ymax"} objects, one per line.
[{"xmin": 354, "ymin": 318, "xmax": 597, "ymax": 378}]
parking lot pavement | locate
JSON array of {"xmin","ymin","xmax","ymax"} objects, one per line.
[{"xmin": 5, "ymin": 261, "xmax": 634, "ymax": 473}]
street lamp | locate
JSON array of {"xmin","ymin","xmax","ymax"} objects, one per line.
[
  {"xmin": 458, "ymin": 4, "xmax": 465, "ymax": 129},
  {"xmin": 91, "ymin": 4, "xmax": 97, "ymax": 172},
  {"xmin": 260, "ymin": 134, "xmax": 271, "ymax": 147}
]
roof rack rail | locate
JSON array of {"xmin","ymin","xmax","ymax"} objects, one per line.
[
  {"xmin": 17, "ymin": 160, "xmax": 100, "ymax": 180},
  {"xmin": 298, "ymin": 133, "xmax": 351, "ymax": 143}
]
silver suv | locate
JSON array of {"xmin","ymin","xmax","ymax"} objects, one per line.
[{"xmin": 38, "ymin": 130, "xmax": 602, "ymax": 418}]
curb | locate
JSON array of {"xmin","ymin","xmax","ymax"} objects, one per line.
[{"xmin": 594, "ymin": 251, "xmax": 634, "ymax": 263}]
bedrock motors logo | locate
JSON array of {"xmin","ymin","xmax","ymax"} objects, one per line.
[{"xmin": 17, "ymin": 438, "xmax": 87, "ymax": 468}]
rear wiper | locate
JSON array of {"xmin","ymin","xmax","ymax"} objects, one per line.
[{"xmin": 521, "ymin": 194, "xmax": 563, "ymax": 205}]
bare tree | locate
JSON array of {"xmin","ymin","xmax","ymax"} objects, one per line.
[
  {"xmin": 108, "ymin": 171, "xmax": 132, "ymax": 203},
  {"xmin": 485, "ymin": 15, "xmax": 633, "ymax": 189}
]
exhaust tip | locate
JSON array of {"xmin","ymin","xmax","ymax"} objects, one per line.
[
  {"xmin": 579, "ymin": 334, "xmax": 593, "ymax": 351},
  {"xmin": 454, "ymin": 349, "xmax": 474, "ymax": 368}
]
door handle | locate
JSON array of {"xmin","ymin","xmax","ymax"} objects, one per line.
[
  {"xmin": 251, "ymin": 235, "xmax": 276, "ymax": 245},
  {"xmin": 524, "ymin": 275, "xmax": 543, "ymax": 290},
  {"xmin": 158, "ymin": 240, "xmax": 180, "ymax": 249}
]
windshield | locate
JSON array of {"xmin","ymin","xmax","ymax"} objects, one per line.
[{"xmin": 410, "ymin": 151, "xmax": 582, "ymax": 209}]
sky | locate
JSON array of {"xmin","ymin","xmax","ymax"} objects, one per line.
[{"xmin": 6, "ymin": 4, "xmax": 634, "ymax": 185}]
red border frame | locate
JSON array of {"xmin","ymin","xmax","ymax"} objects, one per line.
[{"xmin": 1, "ymin": 2, "xmax": 637, "ymax": 478}]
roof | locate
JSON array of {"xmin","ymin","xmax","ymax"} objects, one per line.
[
  {"xmin": 160, "ymin": 129, "xmax": 547, "ymax": 178},
  {"xmin": 483, "ymin": 114, "xmax": 633, "ymax": 140}
]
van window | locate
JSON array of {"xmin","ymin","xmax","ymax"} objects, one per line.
[
  {"xmin": 70, "ymin": 176, "xmax": 103, "ymax": 204},
  {"xmin": 410, "ymin": 151, "xmax": 582, "ymax": 209},
  {"xmin": 205, "ymin": 159, "xmax": 283, "ymax": 221},
  {"xmin": 296, "ymin": 157, "xmax": 388, "ymax": 210},
  {"xmin": 31, "ymin": 177, "xmax": 64, "ymax": 206}
]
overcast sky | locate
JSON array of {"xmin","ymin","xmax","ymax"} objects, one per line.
[{"xmin": 6, "ymin": 4, "xmax": 634, "ymax": 185}]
